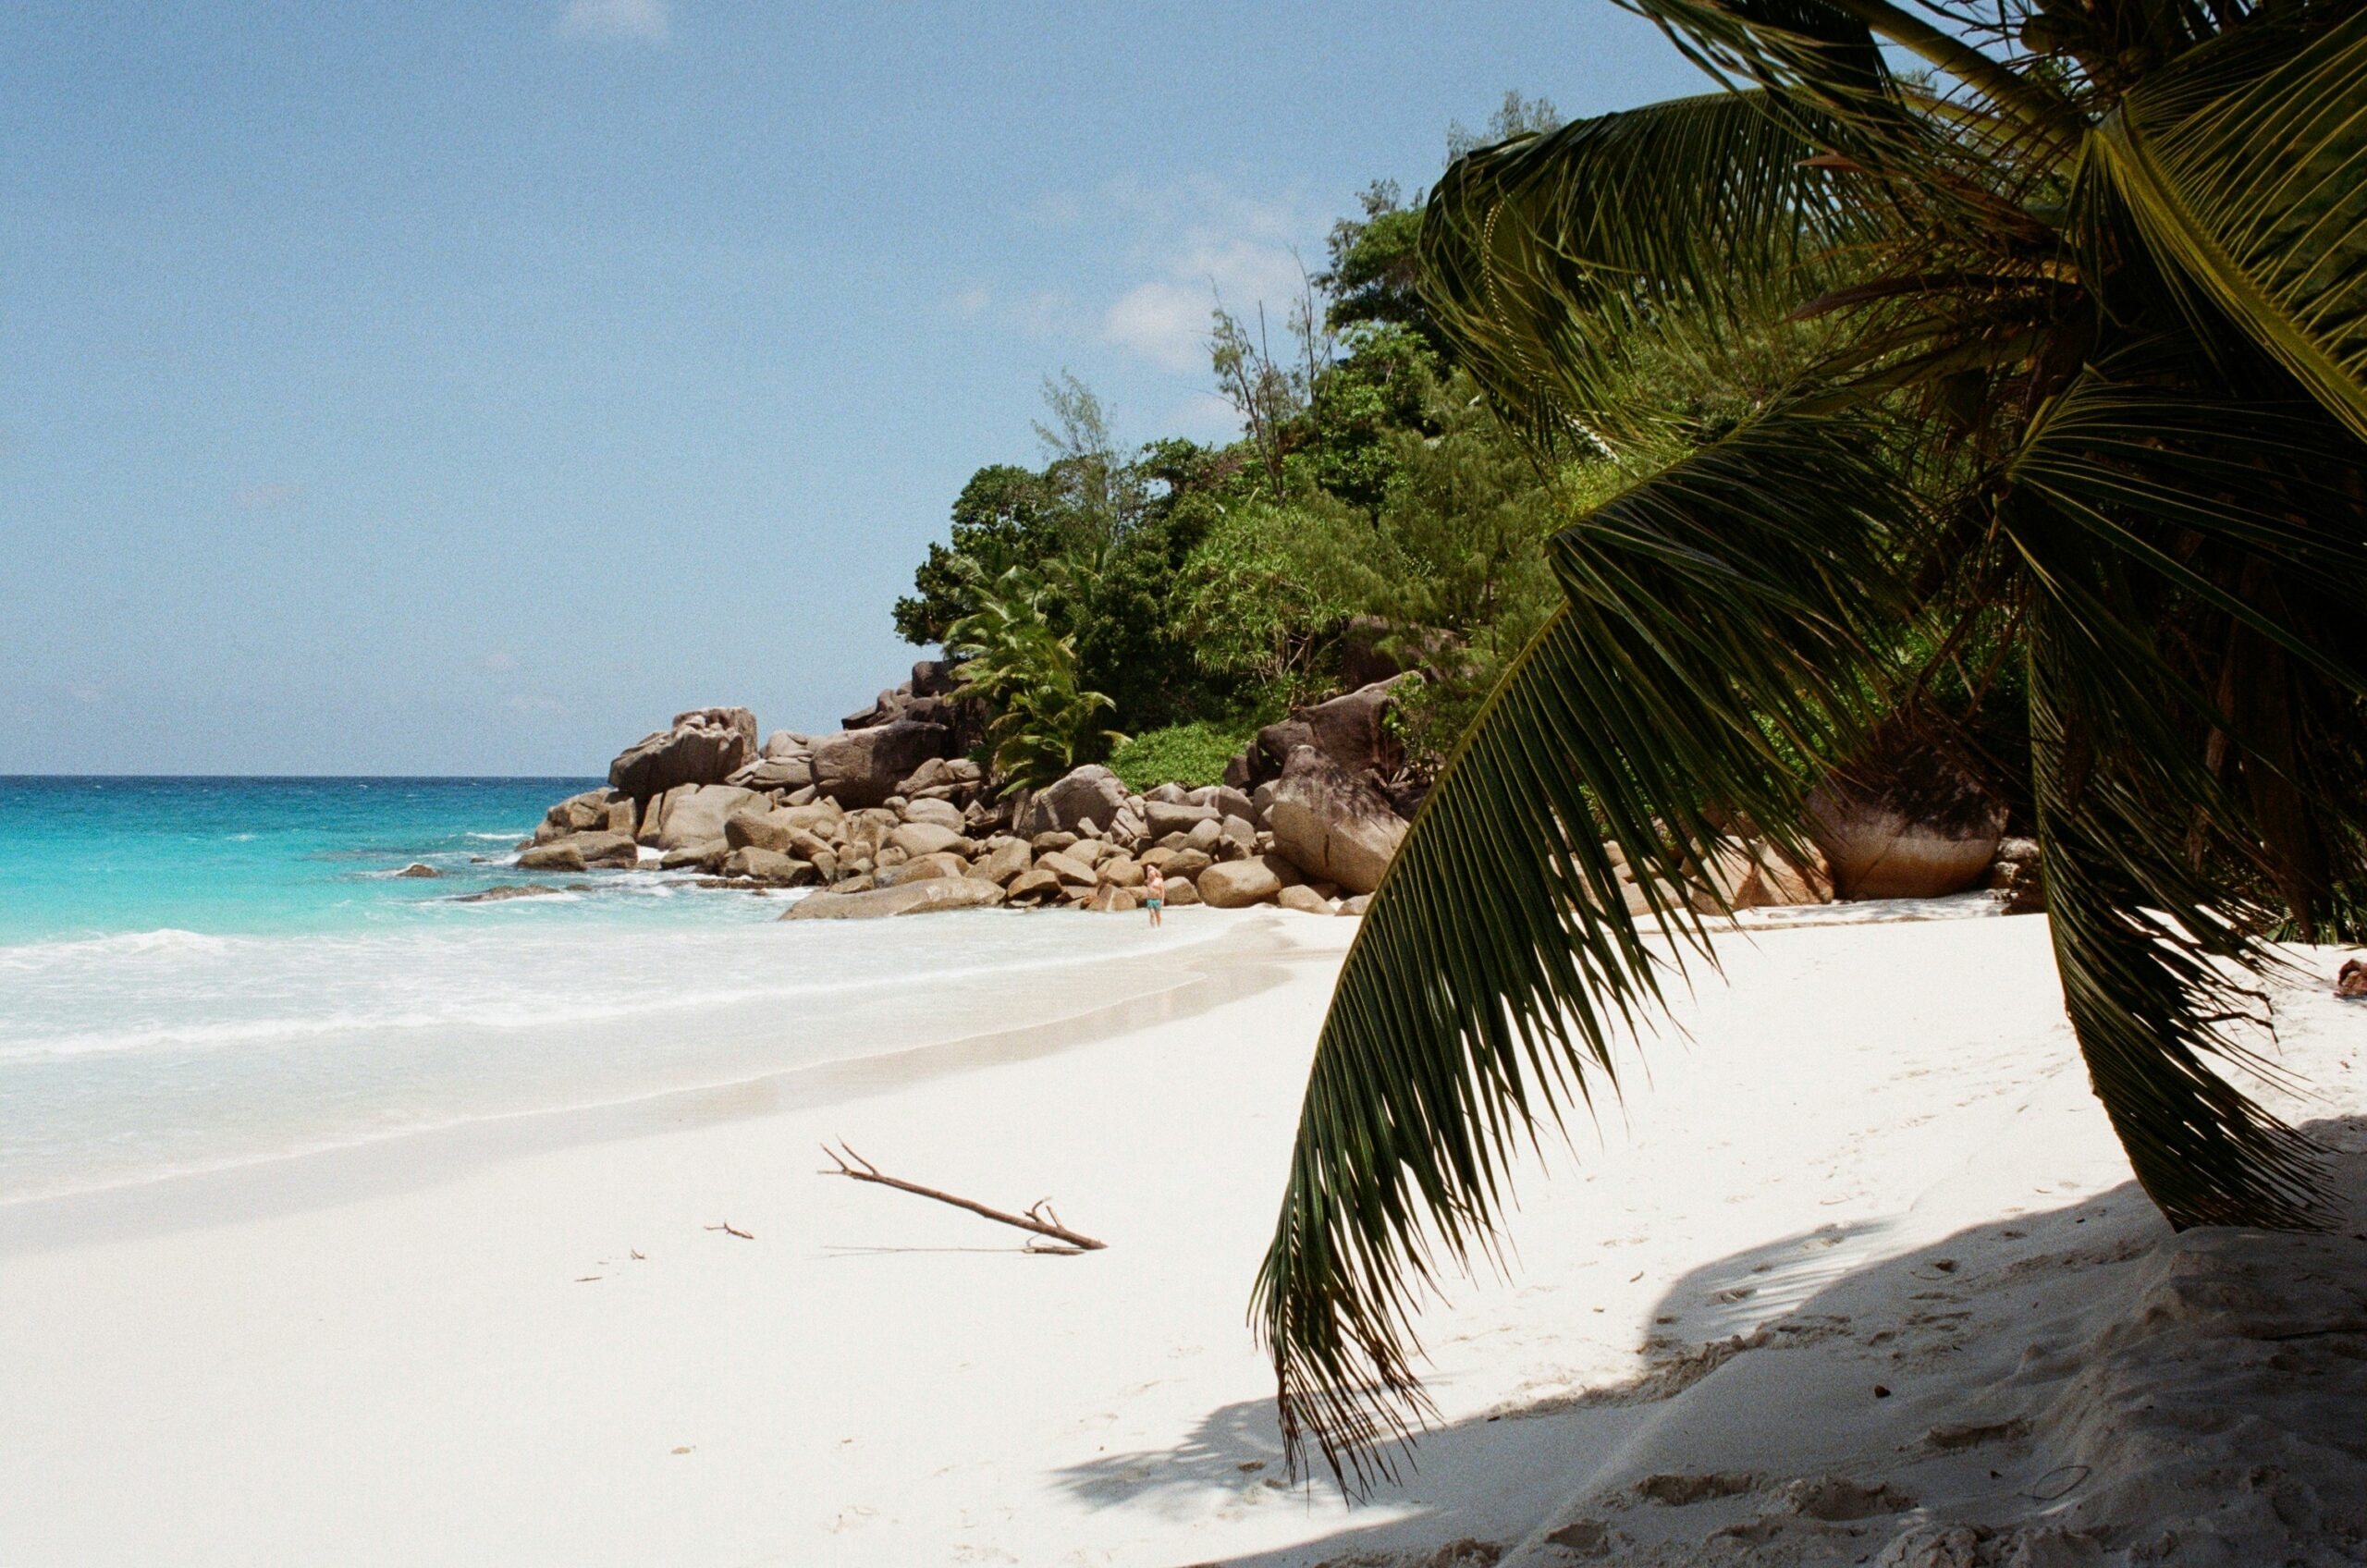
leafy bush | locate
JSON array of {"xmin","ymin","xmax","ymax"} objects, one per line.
[{"xmin": 1108, "ymin": 720, "xmax": 1257, "ymax": 791}]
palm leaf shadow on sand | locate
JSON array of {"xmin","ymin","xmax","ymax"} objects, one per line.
[{"xmin": 1056, "ymin": 1114, "xmax": 2367, "ymax": 1566}]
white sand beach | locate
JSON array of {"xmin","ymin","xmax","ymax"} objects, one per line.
[{"xmin": 1, "ymin": 909, "xmax": 2361, "ymax": 1566}]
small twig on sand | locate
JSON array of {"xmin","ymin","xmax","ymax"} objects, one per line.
[
  {"xmin": 705, "ymin": 1222, "xmax": 754, "ymax": 1240},
  {"xmin": 819, "ymin": 1142, "xmax": 1108, "ymax": 1252}
]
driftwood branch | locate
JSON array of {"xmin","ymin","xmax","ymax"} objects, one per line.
[{"xmin": 819, "ymin": 1142, "xmax": 1108, "ymax": 1252}]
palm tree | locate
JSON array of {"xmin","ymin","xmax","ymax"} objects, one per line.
[
  {"xmin": 1257, "ymin": 0, "xmax": 2367, "ymax": 1484},
  {"xmin": 944, "ymin": 562, "xmax": 1125, "ymax": 794}
]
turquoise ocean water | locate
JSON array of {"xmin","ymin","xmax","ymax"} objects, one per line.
[{"xmin": 0, "ymin": 778, "xmax": 1196, "ymax": 1205}]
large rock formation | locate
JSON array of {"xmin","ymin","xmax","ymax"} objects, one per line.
[
  {"xmin": 1014, "ymin": 765, "xmax": 1131, "ymax": 838},
  {"xmin": 609, "ymin": 708, "xmax": 758, "ymax": 802},
  {"xmin": 1807, "ymin": 731, "xmax": 2007, "ymax": 900},
  {"xmin": 1228, "ymin": 680, "xmax": 1410, "ymax": 790},
  {"xmin": 780, "ymin": 877, "xmax": 1006, "ymax": 919},
  {"xmin": 1265, "ymin": 745, "xmax": 1410, "ymax": 895},
  {"xmin": 644, "ymin": 783, "xmax": 765, "ymax": 851},
  {"xmin": 810, "ymin": 720, "xmax": 952, "ymax": 809}
]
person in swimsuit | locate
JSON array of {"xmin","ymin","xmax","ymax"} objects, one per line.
[{"xmin": 1144, "ymin": 864, "xmax": 1165, "ymax": 928}]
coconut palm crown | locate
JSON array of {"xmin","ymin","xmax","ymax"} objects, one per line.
[{"xmin": 1255, "ymin": 0, "xmax": 2367, "ymax": 1485}]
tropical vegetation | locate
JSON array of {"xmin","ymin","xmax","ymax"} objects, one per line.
[
  {"xmin": 893, "ymin": 94, "xmax": 1588, "ymax": 790},
  {"xmin": 1250, "ymin": 0, "xmax": 2367, "ymax": 1486}
]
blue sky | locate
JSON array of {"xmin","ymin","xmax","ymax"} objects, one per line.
[{"xmin": 0, "ymin": 2, "xmax": 1705, "ymax": 774}]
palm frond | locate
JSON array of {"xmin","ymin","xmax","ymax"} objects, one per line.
[
  {"xmin": 1254, "ymin": 409, "xmax": 1919, "ymax": 1486},
  {"xmin": 1421, "ymin": 91, "xmax": 1878, "ymax": 451},
  {"xmin": 2092, "ymin": 2, "xmax": 2367, "ymax": 441}
]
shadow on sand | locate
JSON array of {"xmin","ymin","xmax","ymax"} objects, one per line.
[{"xmin": 1053, "ymin": 1114, "xmax": 2367, "ymax": 1568}]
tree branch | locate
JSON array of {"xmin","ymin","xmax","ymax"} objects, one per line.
[{"xmin": 819, "ymin": 1143, "xmax": 1109, "ymax": 1252}]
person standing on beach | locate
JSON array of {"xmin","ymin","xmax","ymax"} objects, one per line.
[{"xmin": 1144, "ymin": 864, "xmax": 1165, "ymax": 928}]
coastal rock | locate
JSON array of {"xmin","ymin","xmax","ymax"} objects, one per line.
[
  {"xmin": 567, "ymin": 831, "xmax": 640, "ymax": 869},
  {"xmin": 517, "ymin": 839, "xmax": 585, "ymax": 873},
  {"xmin": 1277, "ymin": 885, "xmax": 1333, "ymax": 915},
  {"xmin": 1140, "ymin": 848, "xmax": 1211, "ymax": 886},
  {"xmin": 896, "ymin": 756, "xmax": 984, "ymax": 802},
  {"xmin": 1807, "ymin": 734, "xmax": 2006, "ymax": 900},
  {"xmin": 1250, "ymin": 680, "xmax": 1406, "ymax": 786},
  {"xmin": 1029, "ymin": 830, "xmax": 1080, "ymax": 855},
  {"xmin": 608, "ymin": 708, "xmax": 758, "ymax": 802},
  {"xmin": 394, "ymin": 863, "xmax": 441, "ymax": 878},
  {"xmin": 652, "ymin": 784, "xmax": 765, "ymax": 851},
  {"xmin": 762, "ymin": 730, "xmax": 813, "ymax": 760},
  {"xmin": 1749, "ymin": 839, "xmax": 1834, "ymax": 905},
  {"xmin": 1004, "ymin": 867, "xmax": 1063, "ymax": 903},
  {"xmin": 1016, "ymin": 765, "xmax": 1130, "ymax": 838},
  {"xmin": 723, "ymin": 808, "xmax": 801, "ymax": 854},
  {"xmin": 1266, "ymin": 746, "xmax": 1408, "ymax": 895},
  {"xmin": 545, "ymin": 787, "xmax": 637, "ymax": 838},
  {"xmin": 1037, "ymin": 851, "xmax": 1098, "ymax": 889},
  {"xmin": 454, "ymin": 883, "xmax": 565, "ymax": 902},
  {"xmin": 874, "ymin": 851, "xmax": 969, "ymax": 886},
  {"xmin": 810, "ymin": 720, "xmax": 952, "ymax": 809},
  {"xmin": 1160, "ymin": 877, "xmax": 1200, "ymax": 908},
  {"xmin": 1084, "ymin": 882, "xmax": 1138, "ymax": 913},
  {"xmin": 1145, "ymin": 782, "xmax": 1190, "ymax": 805},
  {"xmin": 1144, "ymin": 801, "xmax": 1218, "ymax": 838},
  {"xmin": 888, "ymin": 821, "xmax": 965, "ymax": 859},
  {"xmin": 1098, "ymin": 855, "xmax": 1145, "ymax": 888},
  {"xmin": 897, "ymin": 797, "xmax": 966, "ymax": 832},
  {"xmin": 1686, "ymin": 838, "xmax": 1768, "ymax": 913},
  {"xmin": 1989, "ymin": 837, "xmax": 2045, "ymax": 914},
  {"xmin": 1184, "ymin": 818, "xmax": 1224, "ymax": 854},
  {"xmin": 779, "ymin": 877, "xmax": 1006, "ymax": 919},
  {"xmin": 726, "ymin": 754, "xmax": 814, "ymax": 791},
  {"xmin": 659, "ymin": 839, "xmax": 730, "ymax": 872},
  {"xmin": 1197, "ymin": 855, "xmax": 1301, "ymax": 908},
  {"xmin": 976, "ymin": 839, "xmax": 1032, "ymax": 885},
  {"xmin": 1341, "ymin": 893, "xmax": 1370, "ymax": 915},
  {"xmin": 1219, "ymin": 814, "xmax": 1257, "ymax": 851},
  {"xmin": 723, "ymin": 848, "xmax": 817, "ymax": 886}
]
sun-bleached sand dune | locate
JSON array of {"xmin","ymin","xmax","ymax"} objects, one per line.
[{"xmin": 0, "ymin": 910, "xmax": 2357, "ymax": 1566}]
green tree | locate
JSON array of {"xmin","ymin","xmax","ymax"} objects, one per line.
[
  {"xmin": 893, "ymin": 464, "xmax": 1063, "ymax": 646},
  {"xmin": 943, "ymin": 563, "xmax": 1123, "ymax": 794},
  {"xmin": 1257, "ymin": 0, "xmax": 2367, "ymax": 1482}
]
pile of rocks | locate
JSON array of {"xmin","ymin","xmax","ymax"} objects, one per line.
[{"xmin": 512, "ymin": 668, "xmax": 2043, "ymax": 920}]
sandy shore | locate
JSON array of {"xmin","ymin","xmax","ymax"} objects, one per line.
[{"xmin": 0, "ymin": 910, "xmax": 2360, "ymax": 1565}]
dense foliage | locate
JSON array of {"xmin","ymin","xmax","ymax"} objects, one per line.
[
  {"xmin": 894, "ymin": 102, "xmax": 1597, "ymax": 778},
  {"xmin": 1254, "ymin": 0, "xmax": 2367, "ymax": 1487}
]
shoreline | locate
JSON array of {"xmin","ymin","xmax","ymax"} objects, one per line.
[
  {"xmin": 0, "ymin": 907, "xmax": 1308, "ymax": 1256},
  {"xmin": 1, "ymin": 913, "xmax": 2357, "ymax": 1565}
]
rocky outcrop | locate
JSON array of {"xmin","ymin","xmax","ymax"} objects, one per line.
[
  {"xmin": 780, "ymin": 876, "xmax": 1006, "ymax": 919},
  {"xmin": 1227, "ymin": 680, "xmax": 1410, "ymax": 790},
  {"xmin": 810, "ymin": 721, "xmax": 953, "ymax": 809},
  {"xmin": 727, "ymin": 753, "xmax": 814, "ymax": 791},
  {"xmin": 541, "ymin": 788, "xmax": 638, "ymax": 839},
  {"xmin": 1988, "ymin": 836, "xmax": 2044, "ymax": 915},
  {"xmin": 519, "ymin": 830, "xmax": 638, "ymax": 872},
  {"xmin": 1265, "ymin": 746, "xmax": 1409, "ymax": 896},
  {"xmin": 645, "ymin": 784, "xmax": 765, "ymax": 851},
  {"xmin": 1807, "ymin": 732, "xmax": 2007, "ymax": 900},
  {"xmin": 454, "ymin": 883, "xmax": 565, "ymax": 902},
  {"xmin": 608, "ymin": 708, "xmax": 757, "ymax": 802},
  {"xmin": 1015, "ymin": 765, "xmax": 1130, "ymax": 839},
  {"xmin": 1197, "ymin": 855, "xmax": 1302, "ymax": 908}
]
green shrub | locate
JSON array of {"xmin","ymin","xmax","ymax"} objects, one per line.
[{"xmin": 1108, "ymin": 721, "xmax": 1257, "ymax": 791}]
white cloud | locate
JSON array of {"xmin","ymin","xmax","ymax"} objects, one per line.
[
  {"xmin": 557, "ymin": 0, "xmax": 668, "ymax": 43},
  {"xmin": 950, "ymin": 285, "xmax": 992, "ymax": 319},
  {"xmin": 1100, "ymin": 235, "xmax": 1309, "ymax": 374},
  {"xmin": 1037, "ymin": 175, "xmax": 1322, "ymax": 375},
  {"xmin": 1103, "ymin": 281, "xmax": 1210, "ymax": 373}
]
